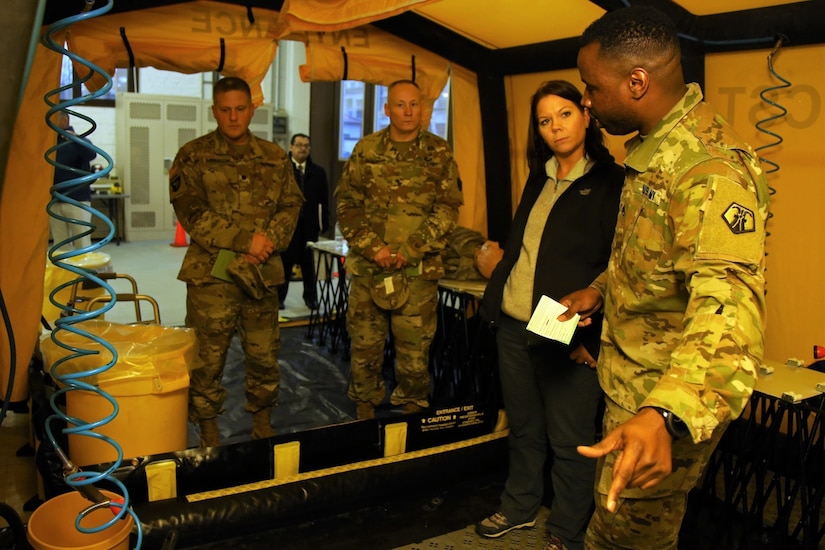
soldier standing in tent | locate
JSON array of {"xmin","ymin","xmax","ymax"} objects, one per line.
[
  {"xmin": 170, "ymin": 76, "xmax": 304, "ymax": 447},
  {"xmin": 560, "ymin": 7, "xmax": 769, "ymax": 549},
  {"xmin": 335, "ymin": 79, "xmax": 463, "ymax": 420}
]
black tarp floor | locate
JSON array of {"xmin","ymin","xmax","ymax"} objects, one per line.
[
  {"xmin": 186, "ymin": 323, "xmax": 446, "ymax": 448},
  {"xmin": 187, "ymin": 323, "xmax": 354, "ymax": 447}
]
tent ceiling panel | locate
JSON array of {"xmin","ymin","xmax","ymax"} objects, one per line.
[
  {"xmin": 408, "ymin": 0, "xmax": 811, "ymax": 48},
  {"xmin": 44, "ymin": 1, "xmax": 816, "ymax": 46},
  {"xmin": 413, "ymin": 0, "xmax": 606, "ymax": 49},
  {"xmin": 674, "ymin": 0, "xmax": 809, "ymax": 16}
]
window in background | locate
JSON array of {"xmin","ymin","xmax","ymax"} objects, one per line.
[
  {"xmin": 138, "ymin": 67, "xmax": 205, "ymax": 97},
  {"xmin": 59, "ymin": 53, "xmax": 130, "ymax": 104},
  {"xmin": 59, "ymin": 54, "xmax": 209, "ymax": 104},
  {"xmin": 338, "ymin": 80, "xmax": 365, "ymax": 160}
]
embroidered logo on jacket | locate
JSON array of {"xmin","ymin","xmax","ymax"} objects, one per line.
[{"xmin": 722, "ymin": 202, "xmax": 756, "ymax": 234}]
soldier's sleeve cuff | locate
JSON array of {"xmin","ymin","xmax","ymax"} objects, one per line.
[
  {"xmin": 363, "ymin": 238, "xmax": 386, "ymax": 260},
  {"xmin": 398, "ymin": 241, "xmax": 422, "ymax": 265},
  {"xmin": 232, "ymin": 230, "xmax": 253, "ymax": 254}
]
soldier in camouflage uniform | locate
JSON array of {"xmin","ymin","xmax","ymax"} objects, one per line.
[
  {"xmin": 170, "ymin": 77, "xmax": 304, "ymax": 447},
  {"xmin": 559, "ymin": 7, "xmax": 770, "ymax": 550},
  {"xmin": 335, "ymin": 80, "xmax": 463, "ymax": 420}
]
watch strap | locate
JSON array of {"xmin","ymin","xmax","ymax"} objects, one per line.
[{"xmin": 649, "ymin": 407, "xmax": 690, "ymax": 439}]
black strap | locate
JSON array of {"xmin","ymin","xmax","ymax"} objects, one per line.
[
  {"xmin": 218, "ymin": 38, "xmax": 225, "ymax": 73},
  {"xmin": 246, "ymin": 5, "xmax": 255, "ymax": 24},
  {"xmin": 119, "ymin": 27, "xmax": 135, "ymax": 68},
  {"xmin": 341, "ymin": 46, "xmax": 348, "ymax": 80},
  {"xmin": 411, "ymin": 54, "xmax": 416, "ymax": 82},
  {"xmin": 119, "ymin": 27, "xmax": 136, "ymax": 92}
]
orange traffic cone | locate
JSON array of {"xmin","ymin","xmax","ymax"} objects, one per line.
[{"xmin": 171, "ymin": 220, "xmax": 188, "ymax": 247}]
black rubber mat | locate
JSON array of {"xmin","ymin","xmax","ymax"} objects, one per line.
[{"xmin": 186, "ymin": 325, "xmax": 356, "ymax": 447}]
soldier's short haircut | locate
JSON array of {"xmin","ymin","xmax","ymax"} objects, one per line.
[
  {"xmin": 580, "ymin": 6, "xmax": 680, "ymax": 64},
  {"xmin": 387, "ymin": 79, "xmax": 420, "ymax": 93},
  {"xmin": 213, "ymin": 76, "xmax": 252, "ymax": 102}
]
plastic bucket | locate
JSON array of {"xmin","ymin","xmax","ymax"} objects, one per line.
[
  {"xmin": 27, "ymin": 490, "xmax": 133, "ymax": 550},
  {"xmin": 39, "ymin": 320, "xmax": 194, "ymax": 465}
]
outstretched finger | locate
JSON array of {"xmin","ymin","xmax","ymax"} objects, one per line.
[
  {"xmin": 578, "ymin": 425, "xmax": 624, "ymax": 459},
  {"xmin": 606, "ymin": 442, "xmax": 645, "ymax": 512}
]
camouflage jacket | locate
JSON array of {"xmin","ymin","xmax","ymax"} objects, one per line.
[
  {"xmin": 335, "ymin": 127, "xmax": 463, "ymax": 279},
  {"xmin": 169, "ymin": 129, "xmax": 304, "ymax": 285},
  {"xmin": 591, "ymin": 83, "xmax": 770, "ymax": 443}
]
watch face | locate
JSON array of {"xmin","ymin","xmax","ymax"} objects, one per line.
[
  {"xmin": 652, "ymin": 407, "xmax": 689, "ymax": 439},
  {"xmin": 666, "ymin": 412, "xmax": 690, "ymax": 439}
]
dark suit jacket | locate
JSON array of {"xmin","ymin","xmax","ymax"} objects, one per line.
[{"xmin": 289, "ymin": 153, "xmax": 330, "ymax": 243}]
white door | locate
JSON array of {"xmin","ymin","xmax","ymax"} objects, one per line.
[{"xmin": 117, "ymin": 93, "xmax": 202, "ymax": 241}]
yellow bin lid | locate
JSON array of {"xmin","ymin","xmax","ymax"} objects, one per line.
[{"xmin": 40, "ymin": 319, "xmax": 193, "ymax": 396}]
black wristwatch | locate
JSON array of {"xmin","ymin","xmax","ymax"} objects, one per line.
[{"xmin": 649, "ymin": 407, "xmax": 690, "ymax": 440}]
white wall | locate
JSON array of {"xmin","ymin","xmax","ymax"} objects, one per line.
[{"xmin": 275, "ymin": 41, "xmax": 311, "ymax": 141}]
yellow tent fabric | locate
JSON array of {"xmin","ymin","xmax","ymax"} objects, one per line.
[
  {"xmin": 1, "ymin": 42, "xmax": 62, "ymax": 402},
  {"xmin": 450, "ymin": 64, "xmax": 488, "ymax": 233},
  {"xmin": 274, "ymin": 0, "xmax": 438, "ymax": 36},
  {"xmin": 67, "ymin": 1, "xmax": 280, "ymax": 106},
  {"xmin": 293, "ymin": 25, "xmax": 450, "ymax": 128}
]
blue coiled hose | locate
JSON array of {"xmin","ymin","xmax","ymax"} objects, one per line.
[{"xmin": 40, "ymin": 1, "xmax": 143, "ymax": 547}]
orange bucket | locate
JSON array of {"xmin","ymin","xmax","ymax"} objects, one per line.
[{"xmin": 27, "ymin": 490, "xmax": 133, "ymax": 550}]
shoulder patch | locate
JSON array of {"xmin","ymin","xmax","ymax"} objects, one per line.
[
  {"xmin": 721, "ymin": 202, "xmax": 756, "ymax": 234},
  {"xmin": 697, "ymin": 178, "xmax": 764, "ymax": 264}
]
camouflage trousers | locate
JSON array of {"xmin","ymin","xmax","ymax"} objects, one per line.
[
  {"xmin": 585, "ymin": 397, "xmax": 725, "ymax": 549},
  {"xmin": 346, "ymin": 274, "xmax": 438, "ymax": 408},
  {"xmin": 186, "ymin": 282, "xmax": 281, "ymax": 422}
]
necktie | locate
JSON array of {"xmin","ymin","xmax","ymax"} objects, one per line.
[{"xmin": 296, "ymin": 164, "xmax": 305, "ymax": 188}]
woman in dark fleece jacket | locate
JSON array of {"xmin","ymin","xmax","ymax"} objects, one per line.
[{"xmin": 475, "ymin": 80, "xmax": 624, "ymax": 550}]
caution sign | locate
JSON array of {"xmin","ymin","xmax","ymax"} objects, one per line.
[{"xmin": 420, "ymin": 404, "xmax": 485, "ymax": 433}]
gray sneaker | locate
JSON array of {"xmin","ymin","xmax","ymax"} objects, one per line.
[{"xmin": 475, "ymin": 511, "xmax": 536, "ymax": 538}]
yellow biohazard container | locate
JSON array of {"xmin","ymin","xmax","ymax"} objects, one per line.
[
  {"xmin": 40, "ymin": 320, "xmax": 194, "ymax": 466},
  {"xmin": 42, "ymin": 251, "xmax": 113, "ymax": 328},
  {"xmin": 27, "ymin": 490, "xmax": 133, "ymax": 550}
]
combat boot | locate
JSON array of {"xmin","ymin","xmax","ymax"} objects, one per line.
[
  {"xmin": 356, "ymin": 402, "xmax": 375, "ymax": 420},
  {"xmin": 251, "ymin": 407, "xmax": 275, "ymax": 440},
  {"xmin": 199, "ymin": 418, "xmax": 221, "ymax": 448}
]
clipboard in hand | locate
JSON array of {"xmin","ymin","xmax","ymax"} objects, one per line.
[{"xmin": 211, "ymin": 249, "xmax": 236, "ymax": 282}]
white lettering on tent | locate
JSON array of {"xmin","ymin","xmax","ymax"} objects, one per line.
[
  {"xmin": 190, "ymin": 6, "xmax": 266, "ymax": 38},
  {"xmin": 716, "ymin": 85, "xmax": 820, "ymax": 129},
  {"xmin": 310, "ymin": 28, "xmax": 370, "ymax": 48}
]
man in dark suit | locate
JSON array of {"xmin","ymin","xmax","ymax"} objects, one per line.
[{"xmin": 278, "ymin": 133, "xmax": 329, "ymax": 310}]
